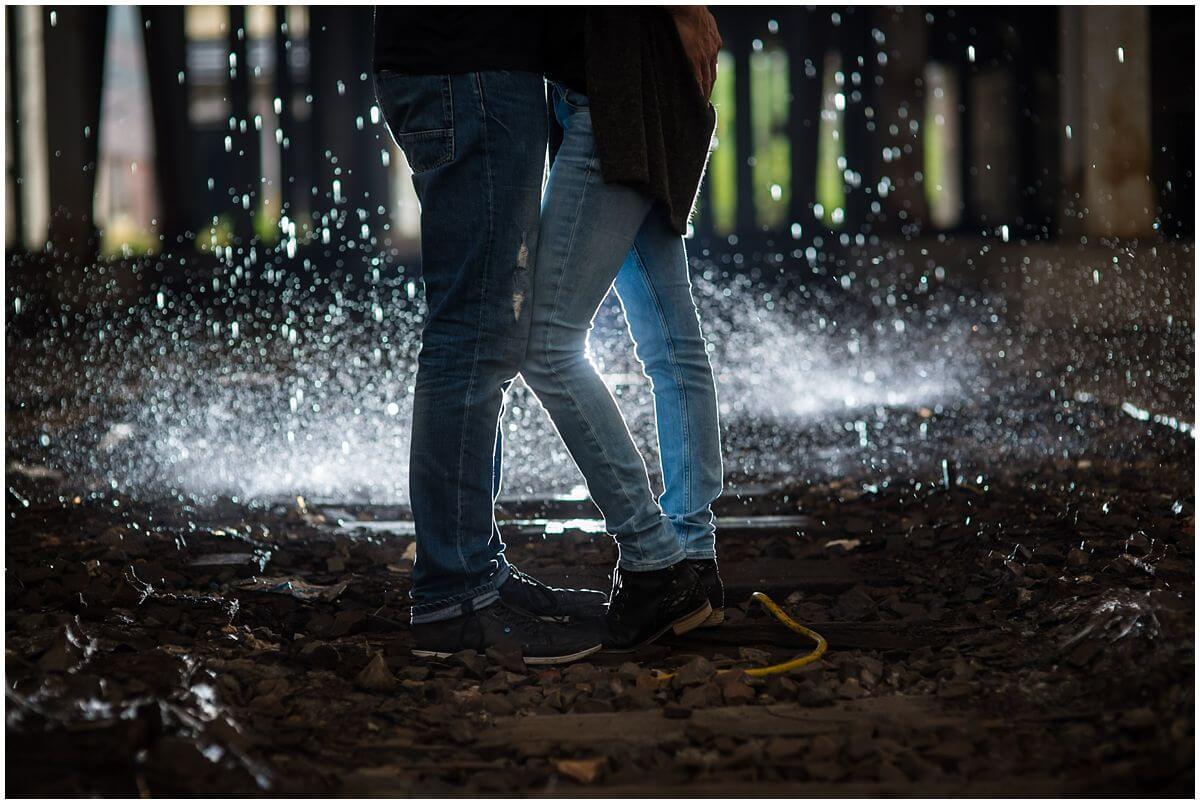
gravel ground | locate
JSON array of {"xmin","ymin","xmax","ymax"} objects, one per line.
[
  {"xmin": 5, "ymin": 243, "xmax": 1193, "ymax": 794},
  {"xmin": 5, "ymin": 419, "xmax": 1192, "ymax": 794}
]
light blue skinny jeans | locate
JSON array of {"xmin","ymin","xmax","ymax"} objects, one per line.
[{"xmin": 521, "ymin": 85, "xmax": 724, "ymax": 571}]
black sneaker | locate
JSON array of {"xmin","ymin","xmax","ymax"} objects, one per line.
[
  {"xmin": 411, "ymin": 601, "xmax": 602, "ymax": 665},
  {"xmin": 602, "ymin": 561, "xmax": 712, "ymax": 651},
  {"xmin": 499, "ymin": 565, "xmax": 607, "ymax": 621},
  {"xmin": 689, "ymin": 559, "xmax": 725, "ymax": 627}
]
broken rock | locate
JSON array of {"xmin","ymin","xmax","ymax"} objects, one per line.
[
  {"xmin": 673, "ymin": 656, "xmax": 716, "ymax": 687},
  {"xmin": 355, "ymin": 653, "xmax": 397, "ymax": 692},
  {"xmin": 553, "ymin": 757, "xmax": 605, "ymax": 785},
  {"xmin": 37, "ymin": 623, "xmax": 90, "ymax": 672}
]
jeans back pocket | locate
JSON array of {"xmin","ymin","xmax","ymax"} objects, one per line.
[{"xmin": 375, "ymin": 72, "xmax": 454, "ymax": 173}]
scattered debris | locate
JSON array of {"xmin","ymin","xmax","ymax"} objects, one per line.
[
  {"xmin": 553, "ymin": 757, "xmax": 605, "ymax": 784},
  {"xmin": 232, "ymin": 577, "xmax": 348, "ymax": 602},
  {"xmin": 355, "ymin": 653, "xmax": 397, "ymax": 692},
  {"xmin": 3, "ymin": 443, "xmax": 1192, "ymax": 795}
]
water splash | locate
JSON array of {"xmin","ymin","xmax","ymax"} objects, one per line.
[{"xmin": 7, "ymin": 240, "xmax": 1190, "ymax": 504}]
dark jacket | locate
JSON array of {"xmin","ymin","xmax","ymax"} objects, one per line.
[{"xmin": 582, "ymin": 8, "xmax": 716, "ymax": 235}]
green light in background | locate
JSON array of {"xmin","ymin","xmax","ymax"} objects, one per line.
[
  {"xmin": 750, "ymin": 46, "xmax": 790, "ymax": 231},
  {"xmin": 815, "ymin": 51, "xmax": 845, "ymax": 227},
  {"xmin": 706, "ymin": 50, "xmax": 737, "ymax": 235}
]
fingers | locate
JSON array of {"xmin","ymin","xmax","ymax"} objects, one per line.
[
  {"xmin": 704, "ymin": 43, "xmax": 719, "ymax": 97},
  {"xmin": 705, "ymin": 11, "xmax": 723, "ymax": 53},
  {"xmin": 675, "ymin": 10, "xmax": 722, "ymax": 98},
  {"xmin": 703, "ymin": 17, "xmax": 721, "ymax": 97}
]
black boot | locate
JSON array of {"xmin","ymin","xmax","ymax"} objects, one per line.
[
  {"xmin": 688, "ymin": 558, "xmax": 725, "ymax": 627},
  {"xmin": 499, "ymin": 565, "xmax": 607, "ymax": 621},
  {"xmin": 412, "ymin": 601, "xmax": 602, "ymax": 665},
  {"xmin": 602, "ymin": 561, "xmax": 711, "ymax": 651}
]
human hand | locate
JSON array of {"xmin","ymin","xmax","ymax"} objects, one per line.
[{"xmin": 667, "ymin": 6, "xmax": 722, "ymax": 99}]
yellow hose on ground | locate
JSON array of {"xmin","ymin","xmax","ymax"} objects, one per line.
[
  {"xmin": 652, "ymin": 591, "xmax": 828, "ymax": 682},
  {"xmin": 741, "ymin": 591, "xmax": 828, "ymax": 677}
]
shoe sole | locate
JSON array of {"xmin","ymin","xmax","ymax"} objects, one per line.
[
  {"xmin": 698, "ymin": 607, "xmax": 725, "ymax": 628},
  {"xmin": 602, "ymin": 600, "xmax": 713, "ymax": 654},
  {"xmin": 411, "ymin": 643, "xmax": 602, "ymax": 666}
]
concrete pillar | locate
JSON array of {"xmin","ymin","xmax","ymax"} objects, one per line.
[
  {"xmin": 786, "ymin": 7, "xmax": 825, "ymax": 241},
  {"xmin": 141, "ymin": 7, "xmax": 194, "ymax": 248},
  {"xmin": 227, "ymin": 5, "xmax": 257, "ymax": 244},
  {"xmin": 1012, "ymin": 8, "xmax": 1061, "ymax": 238},
  {"xmin": 358, "ymin": 7, "xmax": 391, "ymax": 248},
  {"xmin": 923, "ymin": 61, "xmax": 963, "ymax": 230},
  {"xmin": 837, "ymin": 7, "xmax": 877, "ymax": 236},
  {"xmin": 1148, "ymin": 7, "xmax": 1194, "ymax": 237},
  {"xmin": 308, "ymin": 7, "xmax": 389, "ymax": 247},
  {"xmin": 952, "ymin": 13, "xmax": 977, "ymax": 230},
  {"xmin": 273, "ymin": 6, "xmax": 297, "ymax": 218},
  {"xmin": 1060, "ymin": 6, "xmax": 1155, "ymax": 238},
  {"xmin": 14, "ymin": 8, "xmax": 48, "ymax": 249},
  {"xmin": 42, "ymin": 6, "xmax": 107, "ymax": 261},
  {"xmin": 925, "ymin": 10, "xmax": 966, "ymax": 230},
  {"xmin": 969, "ymin": 66, "xmax": 1018, "ymax": 226},
  {"xmin": 730, "ymin": 23, "xmax": 755, "ymax": 235},
  {"xmin": 7, "ymin": 6, "xmax": 25, "ymax": 249},
  {"xmin": 874, "ymin": 6, "xmax": 929, "ymax": 235}
]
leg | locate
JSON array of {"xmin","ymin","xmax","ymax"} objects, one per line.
[
  {"xmin": 613, "ymin": 211, "xmax": 724, "ymax": 560},
  {"xmin": 521, "ymin": 89, "xmax": 683, "ymax": 571},
  {"xmin": 492, "ymin": 389, "xmax": 506, "ymax": 504},
  {"xmin": 492, "ymin": 379, "xmax": 513, "ymax": 503},
  {"xmin": 376, "ymin": 70, "xmax": 545, "ymax": 623}
]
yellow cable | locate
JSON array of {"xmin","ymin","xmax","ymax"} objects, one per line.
[
  {"xmin": 651, "ymin": 591, "xmax": 828, "ymax": 682},
  {"xmin": 741, "ymin": 591, "xmax": 828, "ymax": 677}
]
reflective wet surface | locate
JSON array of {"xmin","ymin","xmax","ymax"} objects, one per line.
[
  {"xmin": 5, "ymin": 239, "xmax": 1194, "ymax": 794},
  {"xmin": 5, "ymin": 435, "xmax": 1192, "ymax": 794},
  {"xmin": 7, "ymin": 240, "xmax": 1193, "ymax": 505}
]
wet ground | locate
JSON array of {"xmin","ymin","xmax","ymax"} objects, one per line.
[
  {"xmin": 5, "ymin": 437, "xmax": 1193, "ymax": 795},
  {"xmin": 5, "ymin": 240, "xmax": 1195, "ymax": 794}
]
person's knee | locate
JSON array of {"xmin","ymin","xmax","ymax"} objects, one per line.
[
  {"xmin": 424, "ymin": 318, "xmax": 523, "ymax": 361},
  {"xmin": 522, "ymin": 337, "xmax": 589, "ymax": 391},
  {"xmin": 631, "ymin": 334, "xmax": 671, "ymax": 375},
  {"xmin": 416, "ymin": 338, "xmax": 518, "ymax": 394},
  {"xmin": 638, "ymin": 338, "xmax": 712, "ymax": 387}
]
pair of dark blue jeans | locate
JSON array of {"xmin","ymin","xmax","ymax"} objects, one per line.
[
  {"xmin": 374, "ymin": 70, "xmax": 546, "ymax": 623},
  {"xmin": 521, "ymin": 87, "xmax": 723, "ymax": 571}
]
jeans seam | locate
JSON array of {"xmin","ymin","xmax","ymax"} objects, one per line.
[
  {"xmin": 444, "ymin": 74, "xmax": 456, "ymax": 164},
  {"xmin": 474, "ymin": 70, "xmax": 487, "ymax": 111},
  {"xmin": 542, "ymin": 127, "xmax": 654, "ymax": 565},
  {"xmin": 629, "ymin": 241, "xmax": 694, "ymax": 535},
  {"xmin": 451, "ymin": 72, "xmax": 493, "ymax": 581}
]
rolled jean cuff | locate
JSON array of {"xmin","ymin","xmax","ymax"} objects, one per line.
[
  {"xmin": 410, "ymin": 561, "xmax": 511, "ymax": 624},
  {"xmin": 617, "ymin": 544, "xmax": 688, "ymax": 572}
]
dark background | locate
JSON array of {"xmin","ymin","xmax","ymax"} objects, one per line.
[
  {"xmin": 3, "ymin": 8, "xmax": 1194, "ymax": 796},
  {"xmin": 5, "ymin": 5, "xmax": 1194, "ymax": 273}
]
